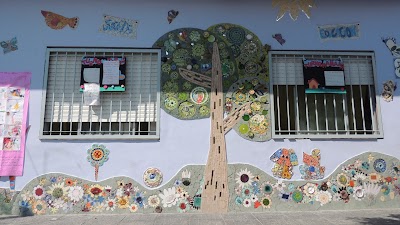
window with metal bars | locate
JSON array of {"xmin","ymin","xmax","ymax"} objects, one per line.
[
  {"xmin": 40, "ymin": 47, "xmax": 161, "ymax": 140},
  {"xmin": 269, "ymin": 51, "xmax": 383, "ymax": 139}
]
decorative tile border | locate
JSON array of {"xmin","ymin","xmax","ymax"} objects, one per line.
[{"xmin": 1, "ymin": 152, "xmax": 399, "ymax": 216}]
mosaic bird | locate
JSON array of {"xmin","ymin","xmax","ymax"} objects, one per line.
[
  {"xmin": 272, "ymin": 33, "xmax": 286, "ymax": 45},
  {"xmin": 41, "ymin": 10, "xmax": 79, "ymax": 30}
]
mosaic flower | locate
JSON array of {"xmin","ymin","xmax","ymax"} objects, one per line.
[
  {"xmin": 353, "ymin": 172, "xmax": 367, "ymax": 185},
  {"xmin": 250, "ymin": 194, "xmax": 258, "ymax": 203},
  {"xmin": 368, "ymin": 173, "xmax": 381, "ymax": 183},
  {"xmin": 33, "ymin": 185, "xmax": 45, "ymax": 199},
  {"xmin": 50, "ymin": 206, "xmax": 59, "ymax": 214},
  {"xmin": 381, "ymin": 185, "xmax": 390, "ymax": 195},
  {"xmin": 315, "ymin": 191, "xmax": 332, "ymax": 206},
  {"xmin": 174, "ymin": 180, "xmax": 182, "ymax": 186},
  {"xmin": 47, "ymin": 182, "xmax": 68, "ymax": 199},
  {"xmin": 172, "ymin": 49, "xmax": 189, "ymax": 66},
  {"xmin": 235, "ymin": 196, "xmax": 243, "ymax": 205},
  {"xmin": 192, "ymin": 44, "xmax": 205, "ymax": 57},
  {"xmin": 62, "ymin": 202, "xmax": 74, "ymax": 213},
  {"xmin": 362, "ymin": 162, "xmax": 370, "ymax": 170},
  {"xmin": 292, "ymin": 190, "xmax": 303, "ymax": 203},
  {"xmin": 116, "ymin": 180, "xmax": 125, "ymax": 188},
  {"xmin": 129, "ymin": 203, "xmax": 138, "ymax": 212},
  {"xmin": 235, "ymin": 168, "xmax": 254, "ymax": 188},
  {"xmin": 162, "ymin": 63, "xmax": 171, "ymax": 73},
  {"xmin": 273, "ymin": 180, "xmax": 286, "ymax": 192},
  {"xmin": 32, "ymin": 200, "xmax": 47, "ymax": 215},
  {"xmin": 336, "ymin": 173, "xmax": 349, "ymax": 187},
  {"xmin": 148, "ymin": 195, "xmax": 160, "ymax": 208},
  {"xmin": 303, "ymin": 183, "xmax": 318, "ymax": 197},
  {"xmin": 116, "ymin": 187, "xmax": 124, "ymax": 197},
  {"xmin": 353, "ymin": 186, "xmax": 364, "ymax": 201},
  {"xmin": 89, "ymin": 184, "xmax": 104, "ymax": 198},
  {"xmin": 249, "ymin": 114, "xmax": 268, "ymax": 135},
  {"xmin": 177, "ymin": 199, "xmax": 189, "ymax": 212},
  {"xmin": 133, "ymin": 191, "xmax": 146, "ymax": 208},
  {"xmin": 117, "ymin": 196, "xmax": 130, "ymax": 209},
  {"xmin": 159, "ymin": 187, "xmax": 179, "ymax": 208},
  {"xmin": 164, "ymin": 39, "xmax": 177, "ymax": 53},
  {"xmin": 21, "ymin": 190, "xmax": 33, "ymax": 202},
  {"xmin": 373, "ymin": 158, "xmax": 386, "ymax": 173},
  {"xmin": 53, "ymin": 198, "xmax": 64, "ymax": 209},
  {"xmin": 64, "ymin": 178, "xmax": 76, "ymax": 187},
  {"xmin": 199, "ymin": 105, "xmax": 210, "ymax": 116},
  {"xmin": 178, "ymin": 101, "xmax": 196, "ymax": 118},
  {"xmin": 123, "ymin": 183, "xmax": 135, "ymax": 196},
  {"xmin": 164, "ymin": 97, "xmax": 178, "ymax": 110},
  {"xmin": 260, "ymin": 196, "xmax": 272, "ymax": 208},
  {"xmin": 180, "ymin": 191, "xmax": 189, "ymax": 200},
  {"xmin": 68, "ymin": 186, "xmax": 84, "ymax": 202},
  {"xmin": 243, "ymin": 198, "xmax": 252, "ymax": 208},
  {"xmin": 241, "ymin": 185, "xmax": 253, "ymax": 198},
  {"xmin": 86, "ymin": 144, "xmax": 110, "ymax": 167},
  {"xmin": 163, "ymin": 80, "xmax": 179, "ymax": 93},
  {"xmin": 262, "ymin": 182, "xmax": 274, "ymax": 195},
  {"xmin": 105, "ymin": 198, "xmax": 116, "ymax": 211},
  {"xmin": 189, "ymin": 31, "xmax": 201, "ymax": 42},
  {"xmin": 176, "ymin": 186, "xmax": 185, "ymax": 194},
  {"xmin": 338, "ymin": 187, "xmax": 350, "ymax": 203},
  {"xmin": 93, "ymin": 202, "xmax": 105, "ymax": 212},
  {"xmin": 319, "ymin": 182, "xmax": 329, "ymax": 192}
]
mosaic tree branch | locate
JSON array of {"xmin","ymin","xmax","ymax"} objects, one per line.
[
  {"xmin": 178, "ymin": 68, "xmax": 212, "ymax": 89},
  {"xmin": 223, "ymin": 102, "xmax": 251, "ymax": 134}
]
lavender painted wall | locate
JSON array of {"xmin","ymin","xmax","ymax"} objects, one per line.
[{"xmin": 0, "ymin": 0, "xmax": 399, "ymax": 190}]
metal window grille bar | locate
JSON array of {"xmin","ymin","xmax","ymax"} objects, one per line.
[
  {"xmin": 269, "ymin": 51, "xmax": 383, "ymax": 139},
  {"xmin": 40, "ymin": 47, "xmax": 161, "ymax": 140}
]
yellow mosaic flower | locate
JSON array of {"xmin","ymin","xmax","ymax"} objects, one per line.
[{"xmin": 117, "ymin": 196, "xmax": 130, "ymax": 209}]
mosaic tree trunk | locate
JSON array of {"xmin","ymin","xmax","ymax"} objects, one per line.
[
  {"xmin": 201, "ymin": 42, "xmax": 229, "ymax": 213},
  {"xmin": 179, "ymin": 43, "xmax": 250, "ymax": 213}
]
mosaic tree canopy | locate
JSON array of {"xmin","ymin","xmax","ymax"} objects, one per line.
[{"xmin": 153, "ymin": 23, "xmax": 271, "ymax": 141}]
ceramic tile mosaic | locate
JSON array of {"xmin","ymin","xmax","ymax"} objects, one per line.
[{"xmin": 1, "ymin": 152, "xmax": 399, "ymax": 216}]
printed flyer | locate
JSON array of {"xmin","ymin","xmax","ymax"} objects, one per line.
[{"xmin": 0, "ymin": 72, "xmax": 31, "ymax": 176}]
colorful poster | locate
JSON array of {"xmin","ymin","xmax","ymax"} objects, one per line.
[
  {"xmin": 303, "ymin": 58, "xmax": 346, "ymax": 94},
  {"xmin": 318, "ymin": 23, "xmax": 360, "ymax": 41},
  {"xmin": 0, "ymin": 72, "xmax": 31, "ymax": 176}
]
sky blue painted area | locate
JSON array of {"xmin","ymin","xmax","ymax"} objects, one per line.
[{"xmin": 0, "ymin": 0, "xmax": 400, "ymax": 190}]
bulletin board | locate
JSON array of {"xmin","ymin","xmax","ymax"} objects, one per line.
[
  {"xmin": 80, "ymin": 57, "xmax": 126, "ymax": 92},
  {"xmin": 303, "ymin": 58, "xmax": 346, "ymax": 94}
]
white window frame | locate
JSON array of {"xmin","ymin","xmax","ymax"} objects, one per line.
[
  {"xmin": 269, "ymin": 50, "xmax": 383, "ymax": 139},
  {"xmin": 40, "ymin": 47, "xmax": 161, "ymax": 140}
]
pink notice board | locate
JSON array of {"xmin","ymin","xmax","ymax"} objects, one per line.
[{"xmin": 0, "ymin": 72, "xmax": 31, "ymax": 176}]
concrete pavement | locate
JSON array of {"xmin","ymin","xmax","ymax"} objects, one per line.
[{"xmin": 0, "ymin": 208, "xmax": 399, "ymax": 225}]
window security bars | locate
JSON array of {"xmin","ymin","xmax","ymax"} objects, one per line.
[
  {"xmin": 40, "ymin": 48, "xmax": 161, "ymax": 140},
  {"xmin": 269, "ymin": 51, "xmax": 383, "ymax": 139}
]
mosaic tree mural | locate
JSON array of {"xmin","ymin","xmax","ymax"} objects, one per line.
[{"xmin": 153, "ymin": 24, "xmax": 271, "ymax": 213}]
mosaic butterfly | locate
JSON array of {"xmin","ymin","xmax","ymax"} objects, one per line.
[
  {"xmin": 167, "ymin": 10, "xmax": 179, "ymax": 24},
  {"xmin": 0, "ymin": 37, "xmax": 18, "ymax": 54}
]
